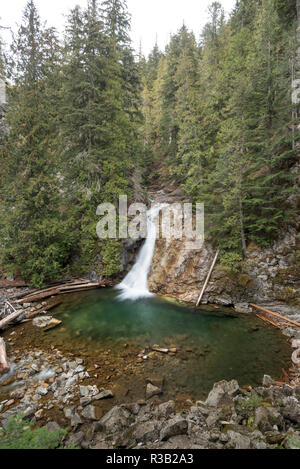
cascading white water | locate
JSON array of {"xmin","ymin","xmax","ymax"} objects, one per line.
[{"xmin": 116, "ymin": 204, "xmax": 166, "ymax": 301}]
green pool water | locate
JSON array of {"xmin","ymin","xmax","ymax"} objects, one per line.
[{"xmin": 48, "ymin": 288, "xmax": 291, "ymax": 399}]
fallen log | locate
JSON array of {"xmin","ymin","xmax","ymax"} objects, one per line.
[
  {"xmin": 15, "ymin": 281, "xmax": 102, "ymax": 303},
  {"xmin": 256, "ymin": 314, "xmax": 281, "ymax": 329},
  {"xmin": 26, "ymin": 301, "xmax": 62, "ymax": 319},
  {"xmin": 58, "ymin": 283, "xmax": 101, "ymax": 292},
  {"xmin": 60, "ymin": 286, "xmax": 102, "ymax": 294},
  {"xmin": 0, "ymin": 309, "xmax": 25, "ymax": 330},
  {"xmin": 282, "ymin": 368, "xmax": 290, "ymax": 383},
  {"xmin": 196, "ymin": 250, "xmax": 220, "ymax": 307},
  {"xmin": 251, "ymin": 304, "xmax": 300, "ymax": 329},
  {"xmin": 0, "ymin": 337, "xmax": 10, "ymax": 376},
  {"xmin": 5, "ymin": 300, "xmax": 17, "ymax": 312},
  {"xmin": 15, "ymin": 289, "xmax": 60, "ymax": 304}
]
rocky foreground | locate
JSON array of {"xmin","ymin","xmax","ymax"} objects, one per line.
[
  {"xmin": 1, "ymin": 285, "xmax": 300, "ymax": 450},
  {"xmin": 0, "ymin": 348, "xmax": 300, "ymax": 450}
]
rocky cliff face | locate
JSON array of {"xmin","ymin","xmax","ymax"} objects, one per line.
[{"xmin": 146, "ymin": 190, "xmax": 300, "ymax": 315}]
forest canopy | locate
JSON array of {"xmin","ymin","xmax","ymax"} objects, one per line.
[{"xmin": 0, "ymin": 0, "xmax": 298, "ymax": 286}]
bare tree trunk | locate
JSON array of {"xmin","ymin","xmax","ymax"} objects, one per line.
[
  {"xmin": 239, "ymin": 194, "xmax": 247, "ymax": 258},
  {"xmin": 0, "ymin": 337, "xmax": 10, "ymax": 376}
]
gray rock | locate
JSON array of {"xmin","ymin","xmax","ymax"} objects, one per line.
[
  {"xmin": 80, "ymin": 397, "xmax": 92, "ymax": 407},
  {"xmin": 157, "ymin": 400, "xmax": 176, "ymax": 418},
  {"xmin": 64, "ymin": 407, "xmax": 82, "ymax": 427},
  {"xmin": 81, "ymin": 405, "xmax": 97, "ymax": 421},
  {"xmin": 283, "ymin": 434, "xmax": 300, "ymax": 449},
  {"xmin": 227, "ymin": 431, "xmax": 251, "ymax": 449},
  {"xmin": 36, "ymin": 386, "xmax": 48, "ymax": 396},
  {"xmin": 94, "ymin": 390, "xmax": 114, "ymax": 400},
  {"xmin": 45, "ymin": 421, "xmax": 61, "ymax": 431},
  {"xmin": 234, "ymin": 303, "xmax": 252, "ymax": 314},
  {"xmin": 99, "ymin": 406, "xmax": 131, "ymax": 434},
  {"xmin": 32, "ymin": 316, "xmax": 53, "ymax": 328},
  {"xmin": 146, "ymin": 383, "xmax": 162, "ymax": 399},
  {"xmin": 205, "ymin": 380, "xmax": 239, "ymax": 407},
  {"xmin": 79, "ymin": 386, "xmax": 90, "ymax": 397},
  {"xmin": 263, "ymin": 375, "xmax": 273, "ymax": 386},
  {"xmin": 65, "ymin": 431, "xmax": 85, "ymax": 448},
  {"xmin": 254, "ymin": 407, "xmax": 283, "ymax": 432},
  {"xmin": 281, "ymin": 398, "xmax": 300, "ymax": 424},
  {"xmin": 160, "ymin": 416, "xmax": 188, "ymax": 441},
  {"xmin": 133, "ymin": 421, "xmax": 160, "ymax": 443}
]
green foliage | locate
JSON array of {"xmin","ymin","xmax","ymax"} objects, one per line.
[
  {"xmin": 0, "ymin": 0, "xmax": 298, "ymax": 285},
  {"xmin": 101, "ymin": 239, "xmax": 123, "ymax": 276},
  {"xmin": 141, "ymin": 0, "xmax": 298, "ymax": 272},
  {"xmin": 0, "ymin": 415, "xmax": 66, "ymax": 449},
  {"xmin": 0, "ymin": 0, "xmax": 140, "ymax": 285}
]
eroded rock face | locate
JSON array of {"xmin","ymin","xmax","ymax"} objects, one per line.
[{"xmin": 147, "ymin": 229, "xmax": 300, "ymax": 314}]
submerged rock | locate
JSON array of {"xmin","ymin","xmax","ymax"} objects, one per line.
[
  {"xmin": 146, "ymin": 383, "xmax": 162, "ymax": 399},
  {"xmin": 263, "ymin": 375, "xmax": 273, "ymax": 387}
]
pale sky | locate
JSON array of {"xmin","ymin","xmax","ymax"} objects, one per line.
[{"xmin": 1, "ymin": 0, "xmax": 236, "ymax": 56}]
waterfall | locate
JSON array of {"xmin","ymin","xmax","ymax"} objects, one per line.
[{"xmin": 116, "ymin": 204, "xmax": 166, "ymax": 301}]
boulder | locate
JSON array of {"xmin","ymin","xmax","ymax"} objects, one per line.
[
  {"xmin": 64, "ymin": 407, "xmax": 82, "ymax": 427},
  {"xmin": 81, "ymin": 405, "xmax": 97, "ymax": 421},
  {"xmin": 281, "ymin": 398, "xmax": 300, "ymax": 424},
  {"xmin": 146, "ymin": 383, "xmax": 162, "ymax": 400},
  {"xmin": 32, "ymin": 316, "xmax": 61, "ymax": 330},
  {"xmin": 65, "ymin": 431, "xmax": 85, "ymax": 448},
  {"xmin": 254, "ymin": 407, "xmax": 283, "ymax": 432},
  {"xmin": 226, "ymin": 431, "xmax": 251, "ymax": 449},
  {"xmin": 160, "ymin": 416, "xmax": 188, "ymax": 441},
  {"xmin": 45, "ymin": 421, "xmax": 61, "ymax": 432},
  {"xmin": 133, "ymin": 421, "xmax": 160, "ymax": 443},
  {"xmin": 99, "ymin": 406, "xmax": 131, "ymax": 434},
  {"xmin": 205, "ymin": 380, "xmax": 239, "ymax": 407},
  {"xmin": 157, "ymin": 401, "xmax": 176, "ymax": 418}
]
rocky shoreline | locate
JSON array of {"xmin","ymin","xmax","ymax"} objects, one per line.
[
  {"xmin": 0, "ymin": 347, "xmax": 300, "ymax": 449},
  {"xmin": 0, "ymin": 284, "xmax": 300, "ymax": 449}
]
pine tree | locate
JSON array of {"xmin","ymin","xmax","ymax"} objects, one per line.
[
  {"xmin": 0, "ymin": 1, "xmax": 71, "ymax": 287},
  {"xmin": 59, "ymin": 0, "xmax": 140, "ymax": 276}
]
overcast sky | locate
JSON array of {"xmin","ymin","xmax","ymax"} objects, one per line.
[{"xmin": 1, "ymin": 0, "xmax": 236, "ymax": 56}]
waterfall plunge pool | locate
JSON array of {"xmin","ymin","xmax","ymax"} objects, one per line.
[{"xmin": 19, "ymin": 288, "xmax": 292, "ymax": 402}]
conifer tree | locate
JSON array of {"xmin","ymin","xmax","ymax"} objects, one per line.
[{"xmin": 0, "ymin": 1, "xmax": 70, "ymax": 286}]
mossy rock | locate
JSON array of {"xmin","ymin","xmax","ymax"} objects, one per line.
[
  {"xmin": 246, "ymin": 242, "xmax": 263, "ymax": 254},
  {"xmin": 237, "ymin": 273, "xmax": 253, "ymax": 288}
]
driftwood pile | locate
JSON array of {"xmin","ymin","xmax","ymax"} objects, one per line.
[
  {"xmin": 14, "ymin": 278, "xmax": 110, "ymax": 304},
  {"xmin": 0, "ymin": 278, "xmax": 112, "ymax": 331},
  {"xmin": 251, "ymin": 303, "xmax": 300, "ymax": 386},
  {"xmin": 250, "ymin": 303, "xmax": 300, "ymax": 330}
]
